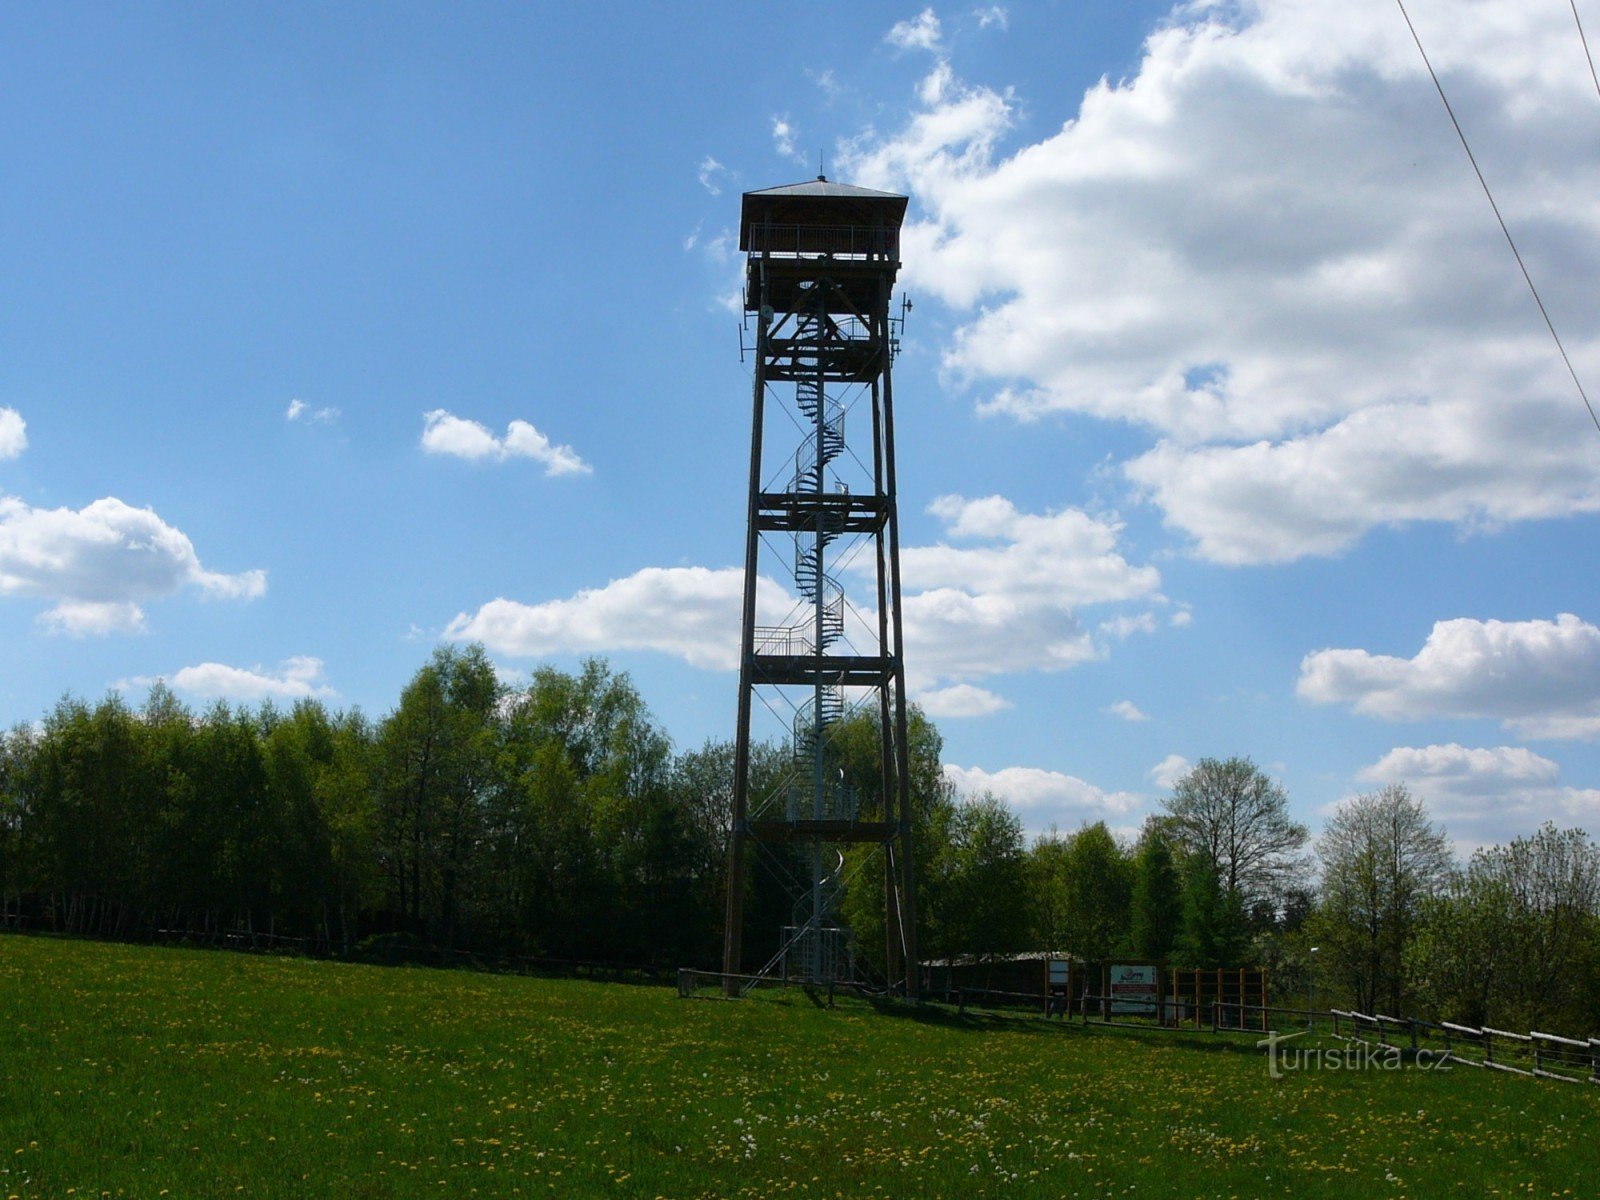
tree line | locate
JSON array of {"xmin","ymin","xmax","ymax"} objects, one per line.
[
  {"xmin": 0, "ymin": 646, "xmax": 1034, "ymax": 973},
  {"xmin": 2, "ymin": 649, "xmax": 1597, "ymax": 1032},
  {"xmin": 963, "ymin": 757, "xmax": 1600, "ymax": 1036}
]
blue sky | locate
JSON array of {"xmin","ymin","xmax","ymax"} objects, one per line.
[{"xmin": 4, "ymin": 1, "xmax": 1600, "ymax": 853}]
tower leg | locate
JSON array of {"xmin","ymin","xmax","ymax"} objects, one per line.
[{"xmin": 721, "ymin": 828, "xmax": 746, "ymax": 993}]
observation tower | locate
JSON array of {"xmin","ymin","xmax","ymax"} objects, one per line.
[{"xmin": 721, "ymin": 177, "xmax": 919, "ymax": 996}]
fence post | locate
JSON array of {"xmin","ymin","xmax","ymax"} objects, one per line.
[
  {"xmin": 1410, "ymin": 1020, "xmax": 1419, "ymax": 1053},
  {"xmin": 1210, "ymin": 999, "xmax": 1219, "ymax": 1033},
  {"xmin": 956, "ymin": 988, "xmax": 965, "ymax": 1015},
  {"xmin": 1484, "ymin": 1030, "xmax": 1493, "ymax": 1067},
  {"xmin": 1533, "ymin": 1036, "xmax": 1542, "ymax": 1075}
]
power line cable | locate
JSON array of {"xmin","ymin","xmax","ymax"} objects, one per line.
[
  {"xmin": 1395, "ymin": 0, "xmax": 1600, "ymax": 435},
  {"xmin": 1572, "ymin": 0, "xmax": 1600, "ymax": 103}
]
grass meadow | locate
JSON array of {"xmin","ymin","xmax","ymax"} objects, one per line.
[{"xmin": 0, "ymin": 935, "xmax": 1594, "ymax": 1198}]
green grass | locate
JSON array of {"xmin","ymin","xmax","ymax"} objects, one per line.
[{"xmin": 1, "ymin": 936, "xmax": 1594, "ymax": 1198}]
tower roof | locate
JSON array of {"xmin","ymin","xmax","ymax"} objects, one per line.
[
  {"xmin": 740, "ymin": 177, "xmax": 909, "ymax": 252},
  {"xmin": 743, "ymin": 178, "xmax": 907, "ymax": 202}
]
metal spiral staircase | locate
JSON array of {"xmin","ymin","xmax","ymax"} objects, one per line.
[{"xmin": 746, "ymin": 846, "xmax": 856, "ymax": 989}]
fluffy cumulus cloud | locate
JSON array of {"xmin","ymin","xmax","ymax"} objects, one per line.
[
  {"xmin": 1356, "ymin": 743, "xmax": 1600, "ymax": 849},
  {"xmin": 890, "ymin": 494, "xmax": 1160, "ymax": 685},
  {"xmin": 1299, "ymin": 614, "xmax": 1600, "ymax": 740},
  {"xmin": 974, "ymin": 5, "xmax": 1007, "ymax": 32},
  {"xmin": 1148, "ymin": 753, "xmax": 1191, "ymax": 790},
  {"xmin": 944, "ymin": 762, "xmax": 1143, "ymax": 836},
  {"xmin": 1108, "ymin": 699, "xmax": 1148, "ymax": 722},
  {"xmin": 918, "ymin": 683, "xmax": 1012, "ymax": 718},
  {"xmin": 886, "ymin": 8, "xmax": 943, "ymax": 52},
  {"xmin": 447, "ymin": 567, "xmax": 793, "ymax": 672},
  {"xmin": 842, "ymin": 1, "xmax": 1600, "ymax": 562},
  {"xmin": 420, "ymin": 410, "xmax": 590, "ymax": 477},
  {"xmin": 0, "ymin": 495, "xmax": 266, "ymax": 635},
  {"xmin": 131, "ymin": 657, "xmax": 336, "ymax": 703},
  {"xmin": 0, "ymin": 408, "xmax": 25, "ymax": 460},
  {"xmin": 771, "ymin": 117, "xmax": 803, "ymax": 164},
  {"xmin": 450, "ymin": 492, "xmax": 1164, "ymax": 693}
]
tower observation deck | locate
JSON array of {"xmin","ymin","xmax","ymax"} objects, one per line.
[{"xmin": 722, "ymin": 178, "xmax": 919, "ymax": 996}]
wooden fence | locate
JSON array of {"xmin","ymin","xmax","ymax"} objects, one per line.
[{"xmin": 1332, "ymin": 1009, "xmax": 1600, "ymax": 1084}]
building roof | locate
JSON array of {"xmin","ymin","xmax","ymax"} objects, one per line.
[
  {"xmin": 743, "ymin": 178, "xmax": 907, "ymax": 202},
  {"xmin": 739, "ymin": 177, "xmax": 909, "ymax": 252}
]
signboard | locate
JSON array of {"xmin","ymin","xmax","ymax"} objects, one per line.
[
  {"xmin": 1108, "ymin": 963, "xmax": 1158, "ymax": 1015},
  {"xmin": 1048, "ymin": 959, "xmax": 1071, "ymax": 988}
]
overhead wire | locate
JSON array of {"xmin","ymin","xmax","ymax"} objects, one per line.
[
  {"xmin": 1572, "ymin": 0, "xmax": 1600, "ymax": 103},
  {"xmin": 1395, "ymin": 0, "xmax": 1600, "ymax": 435}
]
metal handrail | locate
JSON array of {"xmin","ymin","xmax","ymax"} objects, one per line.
[{"xmin": 747, "ymin": 224, "xmax": 899, "ymax": 258}]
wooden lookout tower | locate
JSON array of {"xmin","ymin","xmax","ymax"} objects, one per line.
[{"xmin": 722, "ymin": 177, "xmax": 919, "ymax": 996}]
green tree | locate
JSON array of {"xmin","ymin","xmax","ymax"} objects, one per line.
[
  {"xmin": 497, "ymin": 658, "xmax": 683, "ymax": 963},
  {"xmin": 832, "ymin": 705, "xmax": 957, "ymax": 974},
  {"xmin": 935, "ymin": 792, "xmax": 1031, "ymax": 963},
  {"xmin": 1162, "ymin": 757, "xmax": 1307, "ymax": 915},
  {"xmin": 1173, "ymin": 856, "xmax": 1248, "ymax": 968},
  {"xmin": 1029, "ymin": 822, "xmax": 1132, "ymax": 962},
  {"xmin": 1311, "ymin": 783, "xmax": 1451, "ymax": 1014},
  {"xmin": 376, "ymin": 644, "xmax": 500, "ymax": 942},
  {"xmin": 1128, "ymin": 825, "xmax": 1182, "ymax": 960},
  {"xmin": 1412, "ymin": 823, "xmax": 1600, "ymax": 1029}
]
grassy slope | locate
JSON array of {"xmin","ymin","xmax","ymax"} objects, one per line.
[{"xmin": 0, "ymin": 936, "xmax": 1593, "ymax": 1199}]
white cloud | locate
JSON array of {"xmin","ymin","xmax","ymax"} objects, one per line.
[
  {"xmin": 286, "ymin": 398, "xmax": 339, "ymax": 424},
  {"xmin": 887, "ymin": 8, "xmax": 943, "ymax": 52},
  {"xmin": 1169, "ymin": 608, "xmax": 1194, "ymax": 629},
  {"xmin": 0, "ymin": 495, "xmax": 265, "ymax": 635},
  {"xmin": 841, "ymin": 2, "xmax": 1600, "ymax": 563},
  {"xmin": 945, "ymin": 762, "xmax": 1143, "ymax": 836},
  {"xmin": 894, "ymin": 494, "xmax": 1158, "ymax": 683},
  {"xmin": 1299, "ymin": 614, "xmax": 1600, "ymax": 739},
  {"xmin": 1099, "ymin": 612, "xmax": 1157, "ymax": 640},
  {"xmin": 880, "ymin": 493, "xmax": 1161, "ymax": 685},
  {"xmin": 129, "ymin": 656, "xmax": 335, "ymax": 703},
  {"xmin": 771, "ymin": 117, "xmax": 804, "ymax": 164},
  {"xmin": 1108, "ymin": 699, "xmax": 1148, "ymax": 722},
  {"xmin": 974, "ymin": 5, "xmax": 1007, "ymax": 31},
  {"xmin": 1356, "ymin": 743, "xmax": 1600, "ymax": 849},
  {"xmin": 453, "ymin": 492, "xmax": 1161, "ymax": 692},
  {"xmin": 447, "ymin": 567, "xmax": 790, "ymax": 671},
  {"xmin": 0, "ymin": 408, "xmax": 25, "ymax": 460},
  {"xmin": 420, "ymin": 410, "xmax": 590, "ymax": 477},
  {"xmin": 809, "ymin": 68, "xmax": 844, "ymax": 101},
  {"xmin": 697, "ymin": 156, "xmax": 728, "ymax": 196},
  {"xmin": 42, "ymin": 600, "xmax": 145, "ymax": 637},
  {"xmin": 1125, "ymin": 395, "xmax": 1599, "ymax": 564},
  {"xmin": 899, "ymin": 494, "xmax": 1159, "ymax": 607},
  {"xmin": 1149, "ymin": 753, "xmax": 1191, "ymax": 790},
  {"xmin": 919, "ymin": 682, "xmax": 1012, "ymax": 718}
]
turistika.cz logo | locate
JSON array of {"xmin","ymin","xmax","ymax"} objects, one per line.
[{"xmin": 1256, "ymin": 1030, "xmax": 1454, "ymax": 1078}]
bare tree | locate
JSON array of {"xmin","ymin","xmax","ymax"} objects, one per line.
[
  {"xmin": 1314, "ymin": 784, "xmax": 1452, "ymax": 1013},
  {"xmin": 1162, "ymin": 757, "xmax": 1308, "ymax": 911}
]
